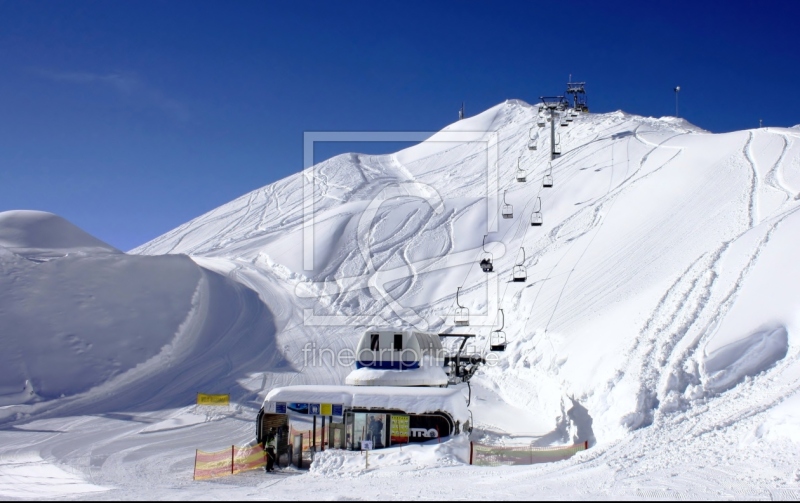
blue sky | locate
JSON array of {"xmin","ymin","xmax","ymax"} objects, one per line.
[{"xmin": 1, "ymin": 0, "xmax": 798, "ymax": 251}]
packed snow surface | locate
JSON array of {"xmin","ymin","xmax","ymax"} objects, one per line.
[{"xmin": 2, "ymin": 101, "xmax": 800, "ymax": 499}]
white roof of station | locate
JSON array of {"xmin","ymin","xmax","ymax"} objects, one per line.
[{"xmin": 344, "ymin": 366, "xmax": 449, "ymax": 387}]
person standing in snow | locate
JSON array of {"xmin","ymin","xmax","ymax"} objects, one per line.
[
  {"xmin": 265, "ymin": 445, "xmax": 275, "ymax": 472},
  {"xmin": 369, "ymin": 416, "xmax": 384, "ymax": 447}
]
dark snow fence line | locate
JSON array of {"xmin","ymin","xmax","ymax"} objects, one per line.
[
  {"xmin": 469, "ymin": 441, "xmax": 589, "ymax": 466},
  {"xmin": 193, "ymin": 444, "xmax": 267, "ymax": 480}
]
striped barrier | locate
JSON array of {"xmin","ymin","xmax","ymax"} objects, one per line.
[
  {"xmin": 193, "ymin": 444, "xmax": 266, "ymax": 480},
  {"xmin": 470, "ymin": 440, "xmax": 588, "ymax": 466},
  {"xmin": 289, "ymin": 425, "xmax": 322, "ymax": 450}
]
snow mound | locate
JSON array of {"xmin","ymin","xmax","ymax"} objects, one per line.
[
  {"xmin": 0, "ymin": 212, "xmax": 279, "ymax": 417},
  {"xmin": 0, "ymin": 210, "xmax": 119, "ymax": 256},
  {"xmin": 0, "ymin": 452, "xmax": 110, "ymax": 498},
  {"xmin": 703, "ymin": 325, "xmax": 789, "ymax": 393},
  {"xmin": 309, "ymin": 435, "xmax": 469, "ymax": 477}
]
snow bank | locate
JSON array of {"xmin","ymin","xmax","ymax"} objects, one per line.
[
  {"xmin": 309, "ymin": 435, "xmax": 470, "ymax": 476},
  {"xmin": 703, "ymin": 325, "xmax": 789, "ymax": 393},
  {"xmin": 0, "ymin": 248, "xmax": 202, "ymax": 400},
  {"xmin": 0, "ymin": 452, "xmax": 110, "ymax": 498}
]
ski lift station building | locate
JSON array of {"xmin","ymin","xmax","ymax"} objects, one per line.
[{"xmin": 257, "ymin": 329, "xmax": 473, "ymax": 454}]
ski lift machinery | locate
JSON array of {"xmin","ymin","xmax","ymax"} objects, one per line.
[
  {"xmin": 480, "ymin": 235, "xmax": 493, "ymax": 272},
  {"xmin": 454, "ymin": 286, "xmax": 469, "ymax": 326},
  {"xmin": 516, "ymin": 158, "xmax": 526, "ymax": 182},
  {"xmin": 438, "ymin": 333, "xmax": 485, "ymax": 384},
  {"xmin": 566, "ymin": 80, "xmax": 588, "ymax": 113},
  {"xmin": 513, "ymin": 248, "xmax": 527, "ymax": 282},
  {"xmin": 490, "ymin": 309, "xmax": 507, "ymax": 351},
  {"xmin": 531, "ymin": 197, "xmax": 543, "ymax": 226},
  {"xmin": 502, "ymin": 189, "xmax": 513, "ymax": 219}
]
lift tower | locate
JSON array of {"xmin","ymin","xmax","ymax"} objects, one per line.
[
  {"xmin": 566, "ymin": 81, "xmax": 588, "ymax": 112},
  {"xmin": 540, "ymin": 96, "xmax": 566, "ymax": 161}
]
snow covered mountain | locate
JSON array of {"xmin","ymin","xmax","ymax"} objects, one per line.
[
  {"xmin": 2, "ymin": 100, "xmax": 800, "ymax": 498},
  {"xmin": 134, "ymin": 99, "xmax": 800, "ymax": 443}
]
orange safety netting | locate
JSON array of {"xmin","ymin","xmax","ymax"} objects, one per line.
[
  {"xmin": 289, "ymin": 425, "xmax": 323, "ymax": 449},
  {"xmin": 470, "ymin": 441, "xmax": 588, "ymax": 466},
  {"xmin": 193, "ymin": 444, "xmax": 266, "ymax": 480}
]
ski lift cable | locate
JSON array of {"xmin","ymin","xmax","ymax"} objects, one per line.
[
  {"xmin": 507, "ymin": 114, "xmax": 645, "ymax": 337},
  {"xmin": 471, "ymin": 108, "xmax": 597, "ymax": 347},
  {"xmin": 525, "ymin": 135, "xmax": 630, "ymax": 353},
  {"xmin": 447, "ymin": 108, "xmax": 585, "ymax": 336},
  {"xmin": 542, "ymin": 132, "xmax": 637, "ymax": 332}
]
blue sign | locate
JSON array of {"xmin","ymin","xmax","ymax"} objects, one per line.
[
  {"xmin": 275, "ymin": 402, "xmax": 287, "ymax": 414},
  {"xmin": 309, "ymin": 403, "xmax": 321, "ymax": 415},
  {"xmin": 287, "ymin": 402, "xmax": 309, "ymax": 414},
  {"xmin": 332, "ymin": 404, "xmax": 343, "ymax": 417}
]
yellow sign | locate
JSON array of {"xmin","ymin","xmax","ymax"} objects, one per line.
[
  {"xmin": 197, "ymin": 393, "xmax": 230, "ymax": 405},
  {"xmin": 321, "ymin": 403, "xmax": 332, "ymax": 416}
]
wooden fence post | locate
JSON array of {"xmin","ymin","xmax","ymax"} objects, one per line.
[{"xmin": 469, "ymin": 442, "xmax": 473, "ymax": 465}]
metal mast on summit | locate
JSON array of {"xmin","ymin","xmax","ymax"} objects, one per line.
[
  {"xmin": 540, "ymin": 96, "xmax": 566, "ymax": 161},
  {"xmin": 566, "ymin": 79, "xmax": 588, "ymax": 112}
]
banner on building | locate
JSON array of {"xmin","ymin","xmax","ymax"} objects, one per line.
[{"xmin": 390, "ymin": 414, "xmax": 409, "ymax": 444}]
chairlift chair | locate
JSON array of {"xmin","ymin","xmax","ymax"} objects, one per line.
[
  {"xmin": 502, "ymin": 190, "xmax": 513, "ymax": 219},
  {"xmin": 531, "ymin": 197, "xmax": 543, "ymax": 226},
  {"xmin": 543, "ymin": 164, "xmax": 554, "ymax": 188},
  {"xmin": 537, "ymin": 116, "xmax": 546, "ymax": 127},
  {"xmin": 480, "ymin": 235, "xmax": 493, "ymax": 272},
  {"xmin": 516, "ymin": 158, "xmax": 526, "ymax": 182},
  {"xmin": 528, "ymin": 128, "xmax": 538, "ymax": 150},
  {"xmin": 512, "ymin": 248, "xmax": 527, "ymax": 282},
  {"xmin": 490, "ymin": 309, "xmax": 507, "ymax": 351},
  {"xmin": 454, "ymin": 287, "xmax": 469, "ymax": 326},
  {"xmin": 566, "ymin": 111, "xmax": 573, "ymax": 122},
  {"xmin": 560, "ymin": 114, "xmax": 568, "ymax": 127}
]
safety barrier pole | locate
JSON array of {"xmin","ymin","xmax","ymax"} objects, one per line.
[
  {"xmin": 193, "ymin": 450, "xmax": 199, "ymax": 480},
  {"xmin": 312, "ymin": 416, "xmax": 317, "ymax": 453},
  {"xmin": 469, "ymin": 442, "xmax": 473, "ymax": 465},
  {"xmin": 321, "ymin": 416, "xmax": 326, "ymax": 452},
  {"xmin": 231, "ymin": 446, "xmax": 234, "ymax": 474}
]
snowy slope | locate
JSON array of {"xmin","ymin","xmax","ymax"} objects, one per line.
[
  {"xmin": 133, "ymin": 100, "xmax": 800, "ymax": 444},
  {"xmin": 2, "ymin": 100, "xmax": 800, "ymax": 499},
  {"xmin": 0, "ymin": 210, "xmax": 280, "ymax": 420}
]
